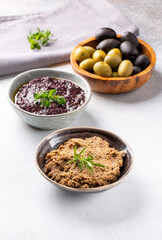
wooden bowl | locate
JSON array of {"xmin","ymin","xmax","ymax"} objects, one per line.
[{"xmin": 70, "ymin": 36, "xmax": 156, "ymax": 93}]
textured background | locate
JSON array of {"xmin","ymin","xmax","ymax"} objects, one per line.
[
  {"xmin": 0, "ymin": 1, "xmax": 162, "ymax": 240},
  {"xmin": 0, "ymin": 0, "xmax": 162, "ymax": 48}
]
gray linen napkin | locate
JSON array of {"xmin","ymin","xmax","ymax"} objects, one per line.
[{"xmin": 0, "ymin": 0, "xmax": 139, "ymax": 76}]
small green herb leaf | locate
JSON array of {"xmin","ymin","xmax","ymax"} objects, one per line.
[
  {"xmin": 44, "ymin": 100, "xmax": 51, "ymax": 108},
  {"xmin": 33, "ymin": 89, "xmax": 66, "ymax": 108},
  {"xmin": 40, "ymin": 93, "xmax": 48, "ymax": 98},
  {"xmin": 90, "ymin": 162, "xmax": 105, "ymax": 168},
  {"xmin": 56, "ymin": 96, "xmax": 66, "ymax": 105},
  {"xmin": 27, "ymin": 27, "xmax": 57, "ymax": 50},
  {"xmin": 49, "ymin": 89, "xmax": 57, "ymax": 97},
  {"xmin": 31, "ymin": 44, "xmax": 35, "ymax": 49},
  {"xmin": 68, "ymin": 146, "xmax": 105, "ymax": 173},
  {"xmin": 34, "ymin": 93, "xmax": 38, "ymax": 99}
]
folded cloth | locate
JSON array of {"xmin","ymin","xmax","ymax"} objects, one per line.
[{"xmin": 0, "ymin": 0, "xmax": 139, "ymax": 76}]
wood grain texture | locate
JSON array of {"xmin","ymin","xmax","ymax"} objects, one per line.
[{"xmin": 70, "ymin": 36, "xmax": 156, "ymax": 93}]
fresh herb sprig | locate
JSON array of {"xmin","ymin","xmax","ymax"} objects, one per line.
[
  {"xmin": 34, "ymin": 89, "xmax": 66, "ymax": 108},
  {"xmin": 68, "ymin": 146, "xmax": 105, "ymax": 173},
  {"xmin": 27, "ymin": 28, "xmax": 57, "ymax": 50}
]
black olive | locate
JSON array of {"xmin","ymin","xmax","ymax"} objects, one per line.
[
  {"xmin": 96, "ymin": 39, "xmax": 120, "ymax": 53},
  {"xmin": 129, "ymin": 55, "xmax": 137, "ymax": 64},
  {"xmin": 134, "ymin": 54, "xmax": 150, "ymax": 70},
  {"xmin": 120, "ymin": 41, "xmax": 138, "ymax": 59},
  {"xmin": 121, "ymin": 31, "xmax": 139, "ymax": 47},
  {"xmin": 95, "ymin": 28, "xmax": 117, "ymax": 42},
  {"xmin": 132, "ymin": 66, "xmax": 142, "ymax": 75}
]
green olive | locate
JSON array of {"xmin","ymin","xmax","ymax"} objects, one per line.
[
  {"xmin": 74, "ymin": 46, "xmax": 90, "ymax": 62},
  {"xmin": 108, "ymin": 48, "xmax": 122, "ymax": 58},
  {"xmin": 104, "ymin": 54, "xmax": 122, "ymax": 69},
  {"xmin": 118, "ymin": 60, "xmax": 133, "ymax": 77},
  {"xmin": 93, "ymin": 61, "xmax": 112, "ymax": 77},
  {"xmin": 79, "ymin": 58, "xmax": 95, "ymax": 72},
  {"xmin": 83, "ymin": 46, "xmax": 95, "ymax": 57},
  {"xmin": 112, "ymin": 72, "xmax": 118, "ymax": 77},
  {"xmin": 92, "ymin": 50, "xmax": 106, "ymax": 62}
]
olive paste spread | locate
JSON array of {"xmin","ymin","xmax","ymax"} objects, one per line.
[
  {"xmin": 15, "ymin": 77, "xmax": 85, "ymax": 115},
  {"xmin": 44, "ymin": 136, "xmax": 125, "ymax": 188}
]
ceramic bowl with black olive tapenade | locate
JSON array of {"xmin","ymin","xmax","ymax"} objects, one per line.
[
  {"xmin": 71, "ymin": 27, "xmax": 156, "ymax": 93},
  {"xmin": 8, "ymin": 69, "xmax": 91, "ymax": 130},
  {"xmin": 35, "ymin": 127, "xmax": 134, "ymax": 192}
]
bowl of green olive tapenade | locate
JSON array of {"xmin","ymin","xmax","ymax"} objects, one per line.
[{"xmin": 35, "ymin": 127, "xmax": 134, "ymax": 192}]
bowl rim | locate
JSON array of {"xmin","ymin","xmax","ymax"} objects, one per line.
[
  {"xmin": 35, "ymin": 126, "xmax": 134, "ymax": 192},
  {"xmin": 8, "ymin": 68, "xmax": 92, "ymax": 118},
  {"xmin": 70, "ymin": 36, "xmax": 156, "ymax": 82}
]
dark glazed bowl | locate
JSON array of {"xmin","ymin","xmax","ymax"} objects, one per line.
[
  {"xmin": 35, "ymin": 127, "xmax": 134, "ymax": 192},
  {"xmin": 70, "ymin": 36, "xmax": 156, "ymax": 93}
]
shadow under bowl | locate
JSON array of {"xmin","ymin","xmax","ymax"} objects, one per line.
[
  {"xmin": 70, "ymin": 36, "xmax": 156, "ymax": 93},
  {"xmin": 35, "ymin": 127, "xmax": 134, "ymax": 193}
]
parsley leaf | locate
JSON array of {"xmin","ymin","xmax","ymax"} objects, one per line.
[
  {"xmin": 33, "ymin": 89, "xmax": 66, "ymax": 108},
  {"xmin": 27, "ymin": 28, "xmax": 57, "ymax": 50}
]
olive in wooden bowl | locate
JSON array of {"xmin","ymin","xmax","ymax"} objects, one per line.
[{"xmin": 70, "ymin": 36, "xmax": 156, "ymax": 93}]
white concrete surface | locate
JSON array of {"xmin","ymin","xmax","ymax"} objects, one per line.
[{"xmin": 0, "ymin": 1, "xmax": 162, "ymax": 239}]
